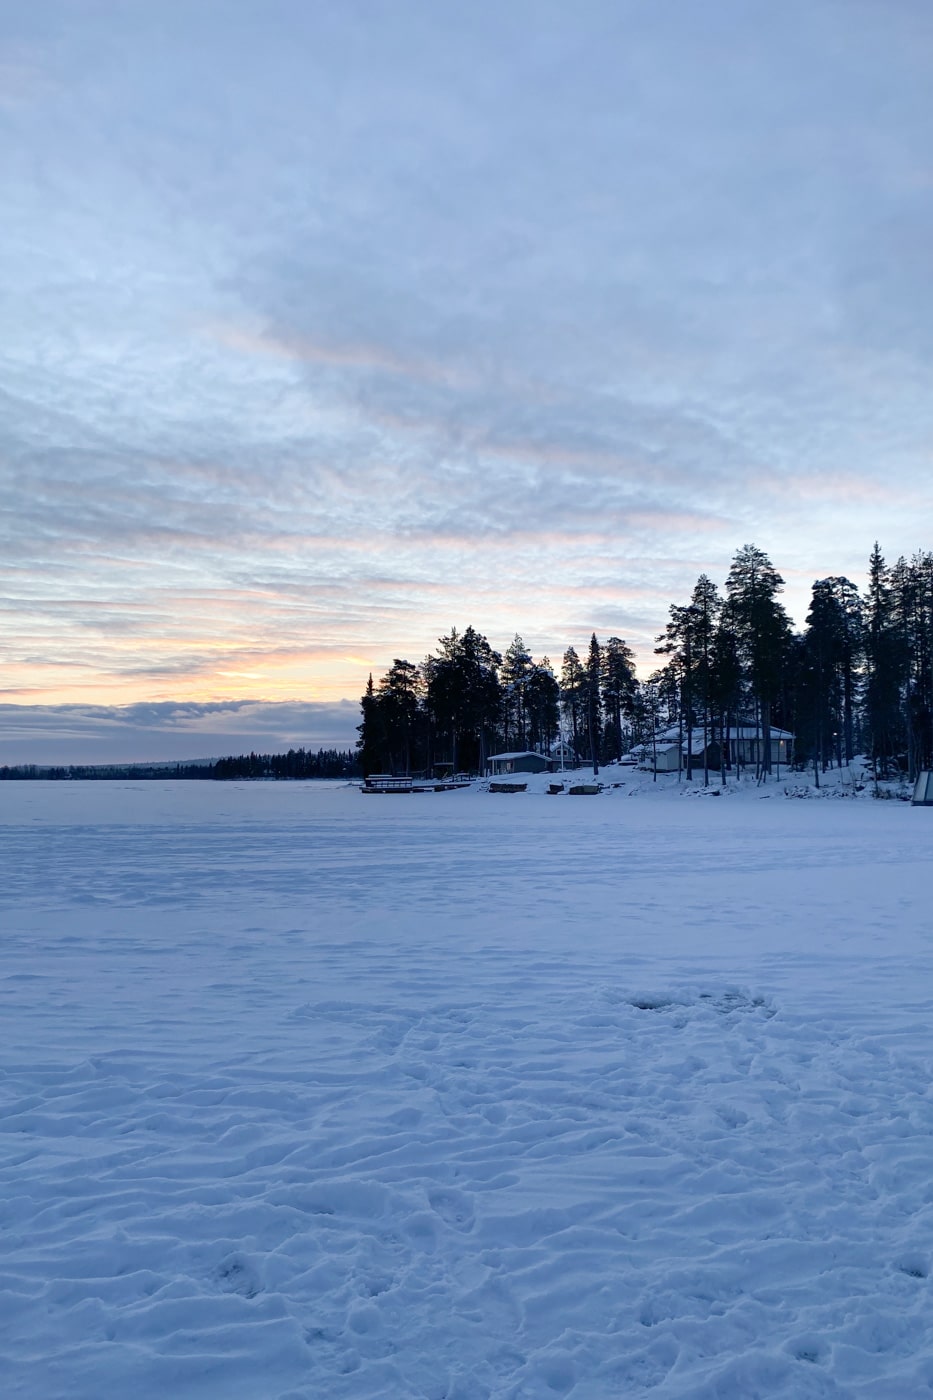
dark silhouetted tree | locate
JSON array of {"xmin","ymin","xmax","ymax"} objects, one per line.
[
  {"xmin": 424, "ymin": 627, "xmax": 502, "ymax": 773},
  {"xmin": 726, "ymin": 544, "xmax": 790, "ymax": 779},
  {"xmin": 560, "ymin": 647, "xmax": 585, "ymax": 762}
]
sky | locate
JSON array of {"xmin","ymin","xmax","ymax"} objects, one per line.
[{"xmin": 2, "ymin": 0, "xmax": 933, "ymax": 762}]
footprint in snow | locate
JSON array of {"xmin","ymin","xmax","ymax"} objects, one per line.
[
  {"xmin": 213, "ymin": 1253, "xmax": 261, "ymax": 1298},
  {"xmin": 895, "ymin": 1254, "xmax": 929, "ymax": 1279},
  {"xmin": 428, "ymin": 1186, "xmax": 475, "ymax": 1232}
]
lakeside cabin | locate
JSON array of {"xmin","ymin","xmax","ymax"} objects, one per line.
[
  {"xmin": 486, "ymin": 751, "xmax": 561, "ymax": 777},
  {"xmin": 715, "ymin": 725, "xmax": 794, "ymax": 768},
  {"xmin": 644, "ymin": 726, "xmax": 795, "ymax": 774}
]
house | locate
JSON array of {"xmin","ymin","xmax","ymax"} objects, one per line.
[
  {"xmin": 548, "ymin": 736, "xmax": 577, "ymax": 768},
  {"xmin": 702, "ymin": 726, "xmax": 794, "ymax": 769},
  {"xmin": 639, "ymin": 725, "xmax": 795, "ymax": 774},
  {"xmin": 486, "ymin": 751, "xmax": 559, "ymax": 776}
]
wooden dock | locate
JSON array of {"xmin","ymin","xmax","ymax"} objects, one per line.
[{"xmin": 361, "ymin": 775, "xmax": 473, "ymax": 794}]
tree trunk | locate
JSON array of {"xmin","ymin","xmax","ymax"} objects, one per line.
[
  {"xmin": 720, "ymin": 710, "xmax": 727, "ymax": 786},
  {"xmin": 589, "ymin": 696, "xmax": 599, "ymax": 777},
  {"xmin": 760, "ymin": 697, "xmax": 773, "ymax": 778},
  {"xmin": 843, "ymin": 662, "xmax": 855, "ymax": 763},
  {"xmin": 677, "ymin": 704, "xmax": 683, "ymax": 783},
  {"xmin": 703, "ymin": 700, "xmax": 709, "ymax": 787}
]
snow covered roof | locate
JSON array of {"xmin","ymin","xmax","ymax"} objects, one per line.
[
  {"xmin": 728, "ymin": 725, "xmax": 794, "ymax": 739},
  {"xmin": 487, "ymin": 751, "xmax": 548, "ymax": 761},
  {"xmin": 654, "ymin": 724, "xmax": 795, "ymax": 744}
]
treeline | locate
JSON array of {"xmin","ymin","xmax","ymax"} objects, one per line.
[
  {"xmin": 358, "ymin": 542, "xmax": 933, "ymax": 783},
  {"xmin": 358, "ymin": 626, "xmax": 637, "ymax": 777},
  {"xmin": 211, "ymin": 749, "xmax": 359, "ymax": 780},
  {"xmin": 0, "ymin": 762, "xmax": 214, "ymax": 781},
  {"xmin": 1, "ymin": 749, "xmax": 361, "ymax": 782}
]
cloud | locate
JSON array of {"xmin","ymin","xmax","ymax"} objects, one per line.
[
  {"xmin": 0, "ymin": 700, "xmax": 360, "ymax": 766},
  {"xmin": 2, "ymin": 0, "xmax": 933, "ymax": 729}
]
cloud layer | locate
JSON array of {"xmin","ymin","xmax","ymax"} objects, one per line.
[
  {"xmin": 2, "ymin": 0, "xmax": 933, "ymax": 758},
  {"xmin": 0, "ymin": 700, "xmax": 359, "ymax": 766}
]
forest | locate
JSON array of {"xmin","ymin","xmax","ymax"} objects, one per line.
[
  {"xmin": 0, "ymin": 749, "xmax": 360, "ymax": 782},
  {"xmin": 357, "ymin": 543, "xmax": 933, "ymax": 784}
]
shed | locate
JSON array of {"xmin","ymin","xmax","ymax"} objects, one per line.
[
  {"xmin": 487, "ymin": 751, "xmax": 555, "ymax": 776},
  {"xmin": 912, "ymin": 771, "xmax": 933, "ymax": 805},
  {"xmin": 651, "ymin": 743, "xmax": 683, "ymax": 773}
]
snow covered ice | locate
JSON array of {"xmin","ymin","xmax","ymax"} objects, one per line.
[{"xmin": 3, "ymin": 778, "xmax": 933, "ymax": 1398}]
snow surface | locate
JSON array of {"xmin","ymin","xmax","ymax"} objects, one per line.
[{"xmin": 2, "ymin": 777, "xmax": 933, "ymax": 1399}]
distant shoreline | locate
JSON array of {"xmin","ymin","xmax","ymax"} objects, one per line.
[{"xmin": 0, "ymin": 751, "xmax": 360, "ymax": 782}]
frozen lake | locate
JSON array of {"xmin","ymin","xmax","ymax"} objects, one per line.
[{"xmin": 2, "ymin": 781, "xmax": 933, "ymax": 1398}]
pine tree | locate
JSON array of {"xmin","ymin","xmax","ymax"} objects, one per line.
[
  {"xmin": 655, "ymin": 607, "xmax": 693, "ymax": 779},
  {"xmin": 798, "ymin": 582, "xmax": 843, "ymax": 778},
  {"xmin": 500, "ymin": 634, "xmax": 533, "ymax": 750},
  {"xmin": 864, "ymin": 544, "xmax": 904, "ymax": 780},
  {"xmin": 799, "ymin": 578, "xmax": 863, "ymax": 772},
  {"xmin": 655, "ymin": 589, "xmax": 719, "ymax": 782},
  {"xmin": 424, "ymin": 627, "xmax": 502, "ymax": 774},
  {"xmin": 601, "ymin": 637, "xmax": 637, "ymax": 763},
  {"xmin": 690, "ymin": 576, "xmax": 720, "ymax": 786},
  {"xmin": 584, "ymin": 634, "xmax": 602, "ymax": 775},
  {"xmin": 827, "ymin": 576, "xmax": 863, "ymax": 764},
  {"xmin": 913, "ymin": 552, "xmax": 933, "ymax": 772},
  {"xmin": 525, "ymin": 658, "xmax": 561, "ymax": 754},
  {"xmin": 376, "ymin": 659, "xmax": 424, "ymax": 775},
  {"xmin": 708, "ymin": 606, "xmax": 743, "ymax": 782},
  {"xmin": 726, "ymin": 544, "xmax": 790, "ymax": 779},
  {"xmin": 560, "ymin": 647, "xmax": 585, "ymax": 762}
]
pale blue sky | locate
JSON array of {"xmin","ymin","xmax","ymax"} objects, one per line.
[{"xmin": 2, "ymin": 0, "xmax": 933, "ymax": 759}]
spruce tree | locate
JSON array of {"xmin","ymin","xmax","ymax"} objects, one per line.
[{"xmin": 356, "ymin": 673, "xmax": 382, "ymax": 776}]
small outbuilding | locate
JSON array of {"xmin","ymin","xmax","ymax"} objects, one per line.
[
  {"xmin": 912, "ymin": 771, "xmax": 933, "ymax": 805},
  {"xmin": 650, "ymin": 743, "xmax": 683, "ymax": 773},
  {"xmin": 486, "ymin": 751, "xmax": 557, "ymax": 776}
]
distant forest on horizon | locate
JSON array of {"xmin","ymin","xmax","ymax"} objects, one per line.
[
  {"xmin": 358, "ymin": 542, "xmax": 933, "ymax": 785},
  {"xmin": 0, "ymin": 749, "xmax": 360, "ymax": 783}
]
